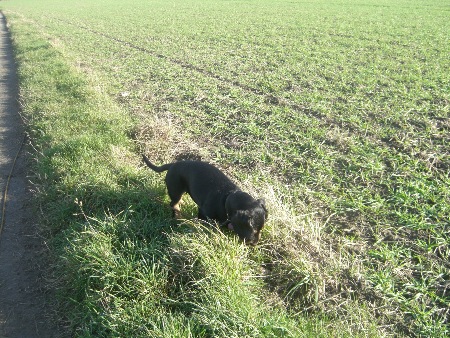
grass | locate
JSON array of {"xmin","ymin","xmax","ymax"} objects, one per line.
[{"xmin": 2, "ymin": 0, "xmax": 449, "ymax": 336}]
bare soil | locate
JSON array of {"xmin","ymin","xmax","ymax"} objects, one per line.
[{"xmin": 0, "ymin": 12, "xmax": 59, "ymax": 338}]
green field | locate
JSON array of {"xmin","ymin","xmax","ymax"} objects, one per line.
[{"xmin": 2, "ymin": 0, "xmax": 449, "ymax": 336}]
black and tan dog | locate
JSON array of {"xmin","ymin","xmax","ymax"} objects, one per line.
[{"xmin": 143, "ymin": 155, "xmax": 268, "ymax": 245}]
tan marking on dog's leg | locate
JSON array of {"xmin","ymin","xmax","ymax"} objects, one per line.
[{"xmin": 171, "ymin": 201, "xmax": 182, "ymax": 219}]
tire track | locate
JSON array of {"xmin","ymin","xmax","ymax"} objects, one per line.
[{"xmin": 46, "ymin": 15, "xmax": 448, "ymax": 165}]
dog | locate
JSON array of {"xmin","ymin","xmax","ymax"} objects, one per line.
[{"xmin": 143, "ymin": 155, "xmax": 268, "ymax": 245}]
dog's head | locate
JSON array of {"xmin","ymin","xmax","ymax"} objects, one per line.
[{"xmin": 225, "ymin": 192, "xmax": 268, "ymax": 246}]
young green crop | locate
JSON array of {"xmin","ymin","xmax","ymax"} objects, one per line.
[{"xmin": 2, "ymin": 0, "xmax": 449, "ymax": 336}]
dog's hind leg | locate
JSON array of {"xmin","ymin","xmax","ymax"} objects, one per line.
[
  {"xmin": 171, "ymin": 201, "xmax": 182, "ymax": 218},
  {"xmin": 167, "ymin": 186, "xmax": 184, "ymax": 219}
]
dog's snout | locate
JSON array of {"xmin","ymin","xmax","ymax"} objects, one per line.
[{"xmin": 243, "ymin": 229, "xmax": 261, "ymax": 246}]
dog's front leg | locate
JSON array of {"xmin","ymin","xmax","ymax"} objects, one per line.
[{"xmin": 197, "ymin": 208, "xmax": 207, "ymax": 220}]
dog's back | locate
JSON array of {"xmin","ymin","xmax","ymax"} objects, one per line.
[{"xmin": 143, "ymin": 154, "xmax": 238, "ymax": 204}]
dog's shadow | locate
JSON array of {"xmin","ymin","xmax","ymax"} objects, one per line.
[{"xmin": 65, "ymin": 166, "xmax": 223, "ymax": 245}]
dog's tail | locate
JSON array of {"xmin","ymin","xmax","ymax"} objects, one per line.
[{"xmin": 142, "ymin": 155, "xmax": 173, "ymax": 173}]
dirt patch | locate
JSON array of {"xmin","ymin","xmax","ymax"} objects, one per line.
[{"xmin": 0, "ymin": 12, "xmax": 60, "ymax": 337}]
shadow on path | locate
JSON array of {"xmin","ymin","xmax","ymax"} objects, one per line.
[{"xmin": 0, "ymin": 11, "xmax": 59, "ymax": 338}]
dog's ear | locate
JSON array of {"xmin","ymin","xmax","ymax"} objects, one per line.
[
  {"xmin": 258, "ymin": 199, "xmax": 268, "ymax": 220},
  {"xmin": 236, "ymin": 210, "xmax": 250, "ymax": 221}
]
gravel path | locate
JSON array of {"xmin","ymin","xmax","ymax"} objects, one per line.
[{"xmin": 0, "ymin": 11, "xmax": 59, "ymax": 337}]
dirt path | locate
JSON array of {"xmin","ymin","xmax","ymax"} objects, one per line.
[{"xmin": 0, "ymin": 12, "xmax": 59, "ymax": 338}]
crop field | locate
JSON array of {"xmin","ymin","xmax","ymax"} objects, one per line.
[{"xmin": 2, "ymin": 0, "xmax": 449, "ymax": 336}]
